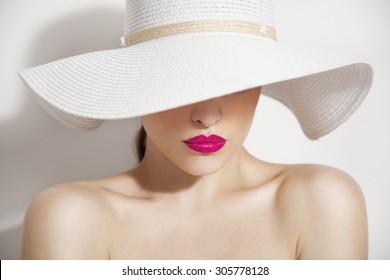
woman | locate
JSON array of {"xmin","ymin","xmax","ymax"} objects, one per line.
[{"xmin": 19, "ymin": 0, "xmax": 372, "ymax": 259}]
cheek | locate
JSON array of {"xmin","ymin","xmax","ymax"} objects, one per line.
[
  {"xmin": 241, "ymin": 92, "xmax": 260, "ymax": 122},
  {"xmin": 142, "ymin": 109, "xmax": 185, "ymax": 136},
  {"xmin": 241, "ymin": 90, "xmax": 261, "ymax": 112},
  {"xmin": 141, "ymin": 111, "xmax": 189, "ymax": 161},
  {"xmin": 224, "ymin": 91, "xmax": 260, "ymax": 131}
]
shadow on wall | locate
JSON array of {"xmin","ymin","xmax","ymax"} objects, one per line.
[
  {"xmin": 0, "ymin": 8, "xmax": 141, "ymax": 259},
  {"xmin": 1, "ymin": 7, "xmax": 126, "ymax": 152},
  {"xmin": 0, "ymin": 223, "xmax": 22, "ymax": 260}
]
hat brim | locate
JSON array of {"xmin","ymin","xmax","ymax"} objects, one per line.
[{"xmin": 19, "ymin": 33, "xmax": 373, "ymax": 139}]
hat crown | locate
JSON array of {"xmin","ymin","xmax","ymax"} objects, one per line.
[{"xmin": 124, "ymin": 0, "xmax": 275, "ymax": 35}]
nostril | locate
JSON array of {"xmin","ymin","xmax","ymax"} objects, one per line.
[{"xmin": 191, "ymin": 102, "xmax": 223, "ymax": 128}]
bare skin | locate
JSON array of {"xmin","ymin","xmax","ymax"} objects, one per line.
[
  {"xmin": 20, "ymin": 88, "xmax": 368, "ymax": 259},
  {"xmin": 20, "ymin": 156, "xmax": 368, "ymax": 259}
]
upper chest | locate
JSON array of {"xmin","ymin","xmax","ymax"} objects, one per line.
[{"xmin": 107, "ymin": 188, "xmax": 298, "ymax": 259}]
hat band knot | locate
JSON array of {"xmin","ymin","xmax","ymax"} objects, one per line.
[{"xmin": 120, "ymin": 19, "xmax": 277, "ymax": 47}]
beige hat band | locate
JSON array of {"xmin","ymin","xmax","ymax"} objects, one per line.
[{"xmin": 120, "ymin": 19, "xmax": 277, "ymax": 47}]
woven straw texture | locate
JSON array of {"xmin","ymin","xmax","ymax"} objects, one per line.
[{"xmin": 19, "ymin": 0, "xmax": 373, "ymax": 139}]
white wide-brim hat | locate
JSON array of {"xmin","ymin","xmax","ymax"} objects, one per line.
[{"xmin": 19, "ymin": 0, "xmax": 373, "ymax": 140}]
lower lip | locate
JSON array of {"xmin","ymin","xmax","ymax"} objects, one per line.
[{"xmin": 184, "ymin": 141, "xmax": 226, "ymax": 154}]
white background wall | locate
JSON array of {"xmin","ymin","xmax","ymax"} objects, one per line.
[{"xmin": 1, "ymin": 0, "xmax": 389, "ymax": 259}]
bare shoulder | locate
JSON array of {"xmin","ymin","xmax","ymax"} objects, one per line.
[
  {"xmin": 21, "ymin": 181, "xmax": 112, "ymax": 259},
  {"xmin": 278, "ymin": 164, "xmax": 365, "ymax": 203},
  {"xmin": 276, "ymin": 164, "xmax": 368, "ymax": 259}
]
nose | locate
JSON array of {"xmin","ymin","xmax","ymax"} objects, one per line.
[{"xmin": 190, "ymin": 99, "xmax": 222, "ymax": 128}]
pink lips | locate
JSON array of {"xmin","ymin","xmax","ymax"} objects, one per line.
[{"xmin": 183, "ymin": 134, "xmax": 226, "ymax": 154}]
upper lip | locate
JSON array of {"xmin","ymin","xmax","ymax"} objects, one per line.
[{"xmin": 183, "ymin": 134, "xmax": 226, "ymax": 143}]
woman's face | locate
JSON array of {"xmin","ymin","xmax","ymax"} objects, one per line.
[{"xmin": 141, "ymin": 87, "xmax": 261, "ymax": 176}]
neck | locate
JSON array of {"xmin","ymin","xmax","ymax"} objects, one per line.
[{"xmin": 132, "ymin": 138, "xmax": 256, "ymax": 205}]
